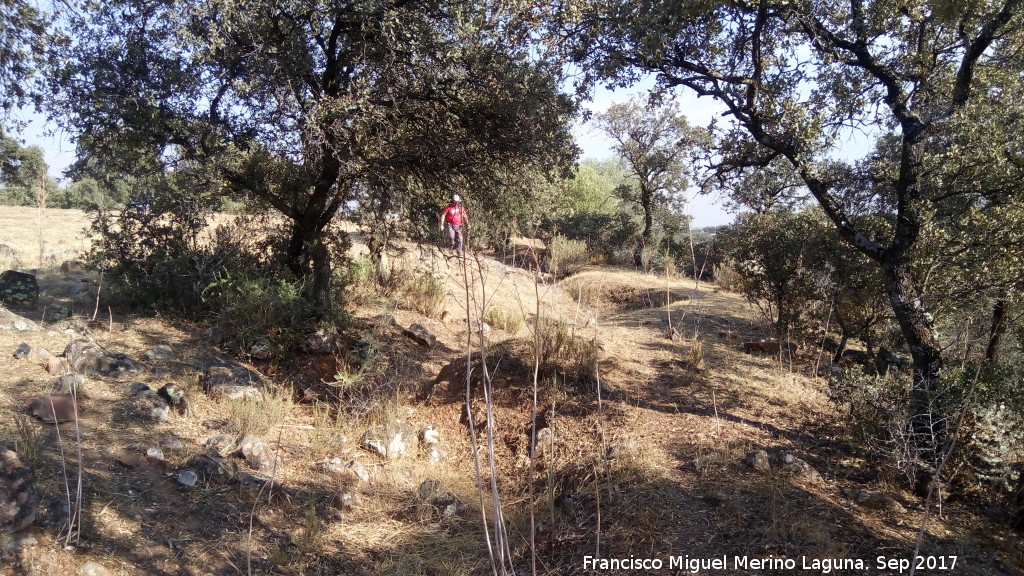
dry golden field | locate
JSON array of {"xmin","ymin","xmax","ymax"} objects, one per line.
[{"xmin": 0, "ymin": 208, "xmax": 1021, "ymax": 575}]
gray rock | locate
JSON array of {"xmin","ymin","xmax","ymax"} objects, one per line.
[
  {"xmin": 324, "ymin": 458, "xmax": 370, "ymax": 483},
  {"xmin": 42, "ymin": 305, "xmax": 71, "ymax": 323},
  {"xmin": 200, "ymin": 362, "xmax": 270, "ymax": 400},
  {"xmin": 13, "ymin": 342, "xmax": 30, "ymax": 359},
  {"xmin": 79, "ymin": 561, "xmax": 113, "ymax": 576},
  {"xmin": 161, "ymin": 437, "xmax": 184, "ymax": 451},
  {"xmin": 63, "ymin": 339, "xmax": 145, "ymax": 379},
  {"xmin": 238, "ymin": 435, "xmax": 280, "ymax": 473},
  {"xmin": 843, "ymin": 488, "xmax": 908, "ymax": 514},
  {"xmin": 143, "ymin": 345, "xmax": 174, "ymax": 361},
  {"xmin": 301, "ymin": 328, "xmax": 341, "ymax": 354},
  {"xmin": 403, "ymin": 323, "xmax": 436, "ymax": 347},
  {"xmin": 695, "ymin": 451, "xmax": 727, "ymax": 470},
  {"xmin": 532, "ymin": 427, "xmax": 553, "ymax": 458},
  {"xmin": 362, "ymin": 421, "xmax": 415, "ymax": 460},
  {"xmin": 206, "ymin": 434, "xmax": 238, "ymax": 457},
  {"xmin": 249, "ymin": 338, "xmax": 275, "ymax": 360},
  {"xmin": 417, "ymin": 479, "xmax": 465, "ymax": 518},
  {"xmin": 469, "ymin": 318, "xmax": 491, "ymax": 335},
  {"xmin": 773, "ymin": 453, "xmax": 823, "ymax": 484},
  {"xmin": 419, "ymin": 425, "xmax": 440, "ymax": 446},
  {"xmin": 0, "ymin": 450, "xmax": 39, "ymax": 533},
  {"xmin": 146, "ymin": 447, "xmax": 165, "ymax": 461},
  {"xmin": 0, "ymin": 270, "xmax": 39, "ymax": 308},
  {"xmin": 744, "ymin": 449, "xmax": 772, "ymax": 474},
  {"xmin": 177, "ymin": 470, "xmax": 198, "ymax": 487},
  {"xmin": 333, "ymin": 491, "xmax": 361, "ymax": 510},
  {"xmin": 157, "ymin": 383, "xmax": 189, "ymax": 415},
  {"xmin": 49, "ymin": 374, "xmax": 85, "ymax": 395},
  {"xmin": 0, "ymin": 306, "xmax": 39, "ymax": 331}
]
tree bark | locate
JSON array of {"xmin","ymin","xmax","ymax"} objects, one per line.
[{"xmin": 985, "ymin": 298, "xmax": 1007, "ymax": 362}]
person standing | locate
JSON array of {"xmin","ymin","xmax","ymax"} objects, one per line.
[{"xmin": 440, "ymin": 194, "xmax": 468, "ymax": 257}]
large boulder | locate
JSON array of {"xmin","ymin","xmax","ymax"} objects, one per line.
[
  {"xmin": 0, "ymin": 270, "xmax": 39, "ymax": 308},
  {"xmin": 63, "ymin": 339, "xmax": 145, "ymax": 379},
  {"xmin": 0, "ymin": 450, "xmax": 39, "ymax": 533},
  {"xmin": 361, "ymin": 421, "xmax": 415, "ymax": 460},
  {"xmin": 0, "ymin": 306, "xmax": 39, "ymax": 332},
  {"xmin": 200, "ymin": 360, "xmax": 271, "ymax": 400}
]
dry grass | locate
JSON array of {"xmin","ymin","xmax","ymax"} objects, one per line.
[{"xmin": 0, "ymin": 216, "xmax": 1015, "ymax": 576}]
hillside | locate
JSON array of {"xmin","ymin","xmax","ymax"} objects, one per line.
[{"xmin": 0, "ymin": 206, "xmax": 1021, "ymax": 576}]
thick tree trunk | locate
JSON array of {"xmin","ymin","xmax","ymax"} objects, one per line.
[
  {"xmin": 985, "ymin": 298, "xmax": 1007, "ymax": 362},
  {"xmin": 286, "ymin": 221, "xmax": 334, "ymax": 320},
  {"xmin": 881, "ymin": 259, "xmax": 943, "ymax": 469},
  {"xmin": 635, "ymin": 188, "xmax": 654, "ymax": 268}
]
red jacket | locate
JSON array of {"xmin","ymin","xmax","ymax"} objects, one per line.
[{"xmin": 442, "ymin": 203, "xmax": 467, "ymax": 226}]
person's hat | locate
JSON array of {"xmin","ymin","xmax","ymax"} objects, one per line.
[{"xmin": 452, "ymin": 194, "xmax": 461, "ymax": 202}]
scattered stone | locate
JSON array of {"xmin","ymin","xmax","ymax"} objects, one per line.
[
  {"xmin": 744, "ymin": 449, "xmax": 772, "ymax": 474},
  {"xmin": 44, "ymin": 355, "xmax": 64, "ymax": 374},
  {"xmin": 301, "ymin": 328, "xmax": 341, "ymax": 354},
  {"xmin": 1, "ymin": 532, "xmax": 37, "ymax": 556},
  {"xmin": 842, "ymin": 488, "xmax": 908, "ymax": 514},
  {"xmin": 0, "ymin": 270, "xmax": 39, "ymax": 308},
  {"xmin": 695, "ymin": 451, "xmax": 727, "ymax": 470},
  {"xmin": 200, "ymin": 362, "xmax": 269, "ymax": 401},
  {"xmin": 143, "ymin": 345, "xmax": 174, "ymax": 361},
  {"xmin": 185, "ymin": 454, "xmax": 239, "ymax": 482},
  {"xmin": 402, "ymin": 323, "xmax": 436, "ymax": 348},
  {"xmin": 0, "ymin": 306, "xmax": 39, "ymax": 331},
  {"xmin": 362, "ymin": 420, "xmax": 415, "ymax": 460},
  {"xmin": 146, "ymin": 447, "xmax": 165, "ymax": 461},
  {"xmin": 161, "ymin": 437, "xmax": 184, "ymax": 451},
  {"xmin": 348, "ymin": 459, "xmax": 370, "ymax": 482},
  {"xmin": 249, "ymin": 338, "xmax": 275, "ymax": 360},
  {"xmin": 773, "ymin": 453, "xmax": 824, "ymax": 484},
  {"xmin": 238, "ymin": 435, "xmax": 281, "ymax": 474},
  {"xmin": 419, "ymin": 425, "xmax": 440, "ymax": 447},
  {"xmin": 206, "ymin": 434, "xmax": 238, "ymax": 457},
  {"xmin": 353, "ymin": 338, "xmax": 376, "ymax": 360},
  {"xmin": 13, "ymin": 342, "xmax": 31, "ymax": 359},
  {"xmin": 60, "ymin": 260, "xmax": 87, "ymax": 275},
  {"xmin": 127, "ymin": 384, "xmax": 171, "ymax": 422},
  {"xmin": 332, "ymin": 491, "xmax": 361, "ymax": 511},
  {"xmin": 157, "ymin": 383, "xmax": 189, "ymax": 415},
  {"xmin": 0, "ymin": 450, "xmax": 39, "ymax": 533},
  {"xmin": 64, "ymin": 318, "xmax": 91, "ymax": 337},
  {"xmin": 49, "ymin": 374, "xmax": 85, "ymax": 395},
  {"xmin": 532, "ymin": 427, "xmax": 553, "ymax": 458},
  {"xmin": 63, "ymin": 339, "xmax": 145, "ymax": 379},
  {"xmin": 79, "ymin": 560, "xmax": 113, "ymax": 576},
  {"xmin": 29, "ymin": 395, "xmax": 78, "ymax": 423},
  {"xmin": 177, "ymin": 470, "xmax": 198, "ymax": 487},
  {"xmin": 417, "ymin": 479, "xmax": 465, "ymax": 518},
  {"xmin": 42, "ymin": 305, "xmax": 71, "ymax": 323},
  {"xmin": 469, "ymin": 318, "xmax": 491, "ymax": 336}
]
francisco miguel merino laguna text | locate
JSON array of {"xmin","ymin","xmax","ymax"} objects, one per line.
[{"xmin": 582, "ymin": 554, "xmax": 959, "ymax": 573}]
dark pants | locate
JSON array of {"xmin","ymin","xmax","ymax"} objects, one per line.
[{"xmin": 447, "ymin": 223, "xmax": 464, "ymax": 256}]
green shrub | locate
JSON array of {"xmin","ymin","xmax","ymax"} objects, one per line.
[
  {"xmin": 486, "ymin": 305, "xmax": 523, "ymax": 333},
  {"xmin": 534, "ymin": 317, "xmax": 599, "ymax": 383},
  {"xmin": 544, "ymin": 235, "xmax": 590, "ymax": 278},
  {"xmin": 403, "ymin": 272, "xmax": 446, "ymax": 318}
]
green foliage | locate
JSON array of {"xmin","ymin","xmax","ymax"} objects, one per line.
[
  {"xmin": 543, "ymin": 235, "xmax": 590, "ymax": 278},
  {"xmin": 486, "ymin": 305, "xmax": 523, "ymax": 333},
  {"xmin": 207, "ymin": 276, "xmax": 315, "ymax": 359},
  {"xmin": 0, "ymin": 131, "xmax": 57, "ymax": 206}
]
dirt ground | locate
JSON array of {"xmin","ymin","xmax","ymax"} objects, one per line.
[{"xmin": 1, "ymin": 206, "xmax": 1023, "ymax": 575}]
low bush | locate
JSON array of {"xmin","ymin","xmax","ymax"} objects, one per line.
[{"xmin": 543, "ymin": 235, "xmax": 590, "ymax": 278}]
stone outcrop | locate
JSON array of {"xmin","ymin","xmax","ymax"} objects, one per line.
[
  {"xmin": 63, "ymin": 339, "xmax": 145, "ymax": 379},
  {"xmin": 0, "ymin": 307, "xmax": 39, "ymax": 332},
  {"xmin": 0, "ymin": 270, "xmax": 39, "ymax": 308}
]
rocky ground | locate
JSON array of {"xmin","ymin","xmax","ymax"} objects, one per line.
[{"xmin": 0, "ymin": 208, "xmax": 1023, "ymax": 575}]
